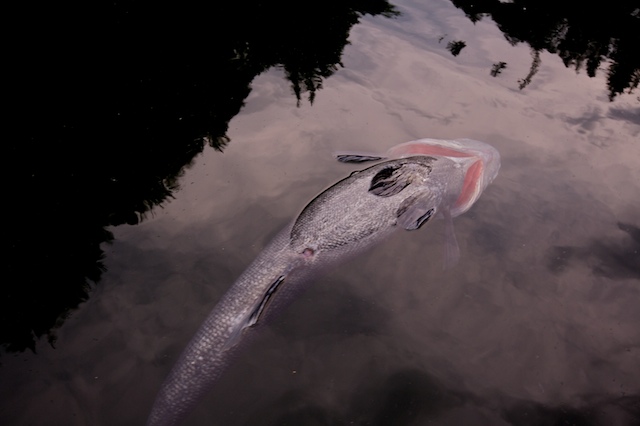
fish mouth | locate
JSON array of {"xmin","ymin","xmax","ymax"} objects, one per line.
[
  {"xmin": 388, "ymin": 138, "xmax": 501, "ymax": 187},
  {"xmin": 386, "ymin": 138, "xmax": 500, "ymax": 217},
  {"xmin": 453, "ymin": 139, "xmax": 501, "ymax": 186}
]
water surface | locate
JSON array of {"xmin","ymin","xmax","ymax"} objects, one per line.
[{"xmin": 2, "ymin": 1, "xmax": 639, "ymax": 425}]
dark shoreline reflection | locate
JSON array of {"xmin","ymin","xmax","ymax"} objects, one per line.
[
  {"xmin": 4, "ymin": 1, "xmax": 399, "ymax": 353},
  {"xmin": 450, "ymin": 0, "xmax": 640, "ymax": 100}
]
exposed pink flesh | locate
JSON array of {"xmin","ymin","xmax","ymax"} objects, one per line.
[
  {"xmin": 390, "ymin": 141, "xmax": 488, "ymax": 212},
  {"xmin": 454, "ymin": 160, "xmax": 483, "ymax": 210},
  {"xmin": 389, "ymin": 144, "xmax": 476, "ymax": 158}
]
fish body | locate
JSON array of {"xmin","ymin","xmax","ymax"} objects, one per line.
[
  {"xmin": 147, "ymin": 138, "xmax": 500, "ymax": 426},
  {"xmin": 337, "ymin": 138, "xmax": 500, "ymax": 217}
]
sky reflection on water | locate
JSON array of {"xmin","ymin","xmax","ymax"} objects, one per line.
[{"xmin": 2, "ymin": 0, "xmax": 639, "ymax": 425}]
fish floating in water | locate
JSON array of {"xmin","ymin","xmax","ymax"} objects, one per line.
[{"xmin": 147, "ymin": 138, "xmax": 500, "ymax": 426}]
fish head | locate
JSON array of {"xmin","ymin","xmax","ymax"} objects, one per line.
[{"xmin": 386, "ymin": 138, "xmax": 500, "ymax": 216}]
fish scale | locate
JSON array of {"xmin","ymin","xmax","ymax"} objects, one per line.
[
  {"xmin": 290, "ymin": 156, "xmax": 439, "ymax": 252},
  {"xmin": 147, "ymin": 138, "xmax": 500, "ymax": 426}
]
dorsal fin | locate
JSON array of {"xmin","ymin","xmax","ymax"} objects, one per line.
[
  {"xmin": 335, "ymin": 150, "xmax": 386, "ymax": 163},
  {"xmin": 336, "ymin": 154, "xmax": 385, "ymax": 163}
]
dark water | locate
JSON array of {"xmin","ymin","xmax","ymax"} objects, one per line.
[{"xmin": 3, "ymin": 0, "xmax": 639, "ymax": 425}]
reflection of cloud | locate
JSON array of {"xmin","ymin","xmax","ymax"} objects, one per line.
[
  {"xmin": 271, "ymin": 278, "xmax": 390, "ymax": 339},
  {"xmin": 471, "ymin": 219, "xmax": 509, "ymax": 255},
  {"xmin": 350, "ymin": 369, "xmax": 468, "ymax": 425},
  {"xmin": 243, "ymin": 390, "xmax": 343, "ymax": 426},
  {"xmin": 608, "ymin": 106, "xmax": 640, "ymax": 126},
  {"xmin": 556, "ymin": 104, "xmax": 639, "ymax": 143},
  {"xmin": 547, "ymin": 222, "xmax": 640, "ymax": 280},
  {"xmin": 503, "ymin": 395, "xmax": 640, "ymax": 426},
  {"xmin": 241, "ymin": 366, "xmax": 640, "ymax": 425},
  {"xmin": 563, "ymin": 106, "xmax": 604, "ymax": 132}
]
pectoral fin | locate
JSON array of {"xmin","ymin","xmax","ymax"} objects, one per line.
[
  {"xmin": 222, "ymin": 275, "xmax": 285, "ymax": 351},
  {"xmin": 247, "ymin": 275, "xmax": 285, "ymax": 327},
  {"xmin": 395, "ymin": 192, "xmax": 438, "ymax": 230},
  {"xmin": 442, "ymin": 208, "xmax": 460, "ymax": 269}
]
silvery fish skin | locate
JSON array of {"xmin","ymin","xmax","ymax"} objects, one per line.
[
  {"xmin": 147, "ymin": 139, "xmax": 500, "ymax": 426},
  {"xmin": 337, "ymin": 138, "xmax": 501, "ymax": 217}
]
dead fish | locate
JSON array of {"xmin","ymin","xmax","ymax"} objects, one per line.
[
  {"xmin": 336, "ymin": 137, "xmax": 501, "ymax": 265},
  {"xmin": 146, "ymin": 138, "xmax": 500, "ymax": 426}
]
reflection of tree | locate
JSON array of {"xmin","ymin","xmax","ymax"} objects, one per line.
[
  {"xmin": 490, "ymin": 61, "xmax": 507, "ymax": 77},
  {"xmin": 547, "ymin": 222, "xmax": 640, "ymax": 280},
  {"xmin": 4, "ymin": 1, "xmax": 398, "ymax": 352},
  {"xmin": 517, "ymin": 50, "xmax": 541, "ymax": 90},
  {"xmin": 446, "ymin": 40, "xmax": 467, "ymax": 56},
  {"xmin": 450, "ymin": 0, "xmax": 640, "ymax": 100}
]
